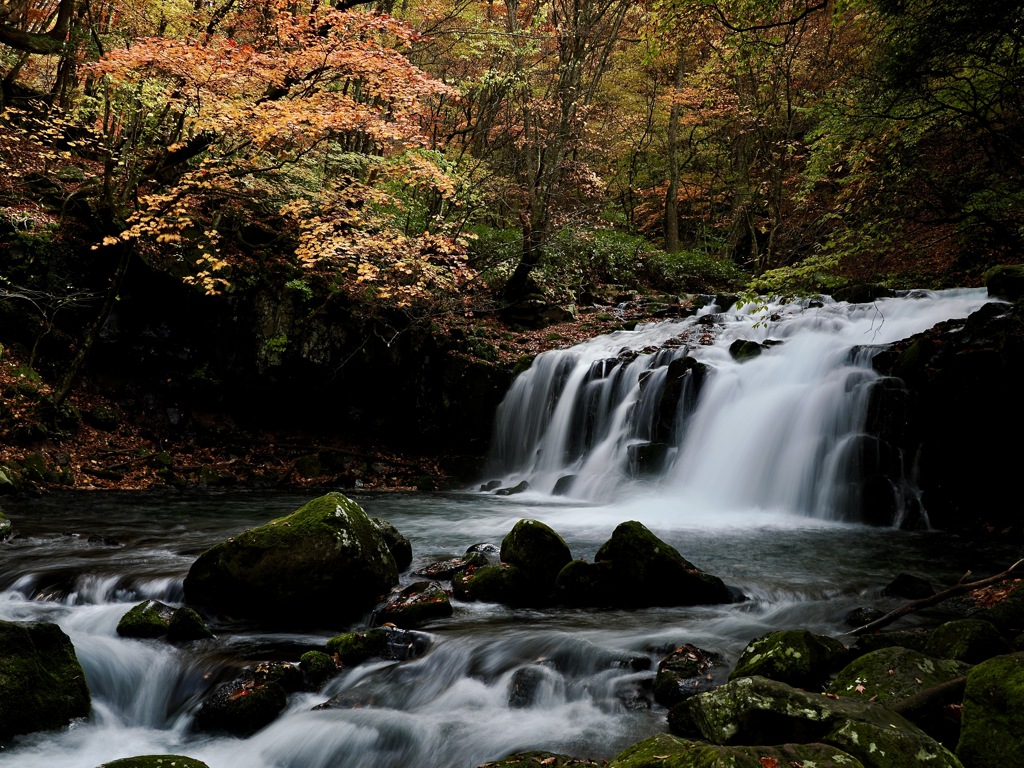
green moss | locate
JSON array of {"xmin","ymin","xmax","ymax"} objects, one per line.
[
  {"xmin": 452, "ymin": 564, "xmax": 524, "ymax": 604},
  {"xmin": 300, "ymin": 650, "xmax": 339, "ymax": 689},
  {"xmin": 0, "ymin": 509, "xmax": 12, "ymax": 541},
  {"xmin": 0, "ymin": 620, "xmax": 91, "ymax": 740},
  {"xmin": 166, "ymin": 607, "xmax": 213, "ymax": 642},
  {"xmin": 481, "ymin": 751, "xmax": 599, "ymax": 767},
  {"xmin": 730, "ymin": 629, "xmax": 848, "ymax": 689},
  {"xmin": 116, "ymin": 600, "xmax": 173, "ymax": 639},
  {"xmin": 96, "ymin": 757, "xmax": 210, "ymax": 768},
  {"xmin": 325, "ymin": 629, "xmax": 390, "ymax": 666},
  {"xmin": 500, "ymin": 519, "xmax": 572, "ymax": 594},
  {"xmin": 609, "ymin": 732, "xmax": 864, "ymax": 768},
  {"xmin": 956, "ymin": 652, "xmax": 1024, "ymax": 767},
  {"xmin": 924, "ymin": 618, "xmax": 1011, "ymax": 664},
  {"xmin": 828, "ymin": 646, "xmax": 968, "ymax": 704}
]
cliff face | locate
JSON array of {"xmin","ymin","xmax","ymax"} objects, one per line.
[{"xmin": 871, "ymin": 297, "xmax": 1024, "ymax": 535}]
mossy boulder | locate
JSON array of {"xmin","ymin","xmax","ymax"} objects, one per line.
[
  {"xmin": 924, "ymin": 619, "xmax": 1012, "ymax": 664},
  {"xmin": 985, "ymin": 264, "xmax": 1024, "ymax": 300},
  {"xmin": 371, "ymin": 580, "xmax": 453, "ymax": 628},
  {"xmin": 610, "ymin": 733, "xmax": 864, "ymax": 768},
  {"xmin": 675, "ymin": 676, "xmax": 961, "ymax": 768},
  {"xmin": 956, "ymin": 652, "xmax": 1024, "ymax": 768},
  {"xmin": 117, "ymin": 601, "xmax": 212, "ymax": 641},
  {"xmin": 371, "ymin": 517, "xmax": 413, "ymax": 571},
  {"xmin": 183, "ymin": 493, "xmax": 400, "ymax": 624},
  {"xmin": 166, "ymin": 606, "xmax": 214, "ymax": 642},
  {"xmin": 974, "ymin": 582, "xmax": 1024, "ymax": 636},
  {"xmin": 0, "ymin": 619, "xmax": 91, "ymax": 740},
  {"xmin": 828, "ymin": 646, "xmax": 968, "ymax": 705},
  {"xmin": 729, "ymin": 629, "xmax": 848, "ymax": 689},
  {"xmin": 728, "ymin": 339, "xmax": 763, "ymax": 362},
  {"xmin": 116, "ymin": 600, "xmax": 175, "ymax": 639},
  {"xmin": 851, "ymin": 628, "xmax": 930, "ymax": 656},
  {"xmin": 593, "ymin": 521, "xmax": 733, "ymax": 607},
  {"xmin": 299, "ymin": 650, "xmax": 339, "ymax": 690},
  {"xmin": 96, "ymin": 757, "xmax": 210, "ymax": 768},
  {"xmin": 478, "ymin": 752, "xmax": 600, "ymax": 767},
  {"xmin": 500, "ymin": 519, "xmax": 573, "ymax": 601},
  {"xmin": 653, "ymin": 644, "xmax": 725, "ymax": 707},
  {"xmin": 0, "ymin": 508, "xmax": 12, "ymax": 541},
  {"xmin": 325, "ymin": 626, "xmax": 430, "ymax": 666},
  {"xmin": 195, "ymin": 675, "xmax": 287, "ymax": 735},
  {"xmin": 453, "ymin": 563, "xmax": 526, "ymax": 604}
]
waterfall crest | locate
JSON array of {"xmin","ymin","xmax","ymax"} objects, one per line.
[{"xmin": 485, "ymin": 289, "xmax": 992, "ymax": 523}]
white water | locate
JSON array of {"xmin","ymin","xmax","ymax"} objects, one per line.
[
  {"xmin": 487, "ymin": 289, "xmax": 993, "ymax": 523},
  {"xmin": 0, "ymin": 289, "xmax": 1007, "ymax": 768}
]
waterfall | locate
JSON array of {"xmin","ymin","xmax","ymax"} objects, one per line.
[{"xmin": 485, "ymin": 289, "xmax": 993, "ymax": 523}]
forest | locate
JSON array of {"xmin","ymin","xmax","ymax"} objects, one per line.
[{"xmin": 0, "ymin": 0, "xmax": 1023, "ymax": 488}]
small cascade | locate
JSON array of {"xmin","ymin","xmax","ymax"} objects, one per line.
[{"xmin": 485, "ymin": 289, "xmax": 993, "ymax": 522}]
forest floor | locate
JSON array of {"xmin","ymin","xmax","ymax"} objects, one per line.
[{"xmin": 0, "ymin": 294, "xmax": 690, "ymax": 495}]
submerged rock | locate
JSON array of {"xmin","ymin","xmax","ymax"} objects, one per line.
[
  {"xmin": 729, "ymin": 629, "xmax": 848, "ymax": 689},
  {"xmin": 0, "ymin": 619, "xmax": 91, "ymax": 740},
  {"xmin": 96, "ymin": 757, "xmax": 210, "ymax": 768},
  {"xmin": 183, "ymin": 493, "xmax": 400, "ymax": 625}
]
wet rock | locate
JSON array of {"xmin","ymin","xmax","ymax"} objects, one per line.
[
  {"xmin": 507, "ymin": 664, "xmax": 560, "ymax": 708},
  {"xmin": 299, "ymin": 650, "xmax": 339, "ymax": 690},
  {"xmin": 552, "ymin": 475, "xmax": 576, "ymax": 495},
  {"xmin": 183, "ymin": 492, "xmax": 400, "ymax": 625},
  {"xmin": 985, "ymin": 263, "xmax": 1024, "ymax": 300},
  {"xmin": 466, "ymin": 542, "xmax": 501, "ymax": 565},
  {"xmin": 924, "ymin": 618, "xmax": 1012, "ymax": 664},
  {"xmin": 612, "ymin": 733, "xmax": 864, "ymax": 768},
  {"xmin": 593, "ymin": 521, "xmax": 733, "ymax": 608},
  {"xmin": 0, "ymin": 619, "xmax": 91, "ymax": 740},
  {"xmin": 415, "ymin": 556, "xmax": 474, "ymax": 580},
  {"xmin": 833, "ymin": 284, "xmax": 896, "ymax": 304},
  {"xmin": 0, "ymin": 508, "xmax": 12, "ymax": 541},
  {"xmin": 626, "ymin": 442, "xmax": 670, "ymax": 476},
  {"xmin": 676, "ymin": 675, "xmax": 960, "ymax": 768},
  {"xmin": 555, "ymin": 560, "xmax": 613, "ymax": 607},
  {"xmin": 828, "ymin": 646, "xmax": 968, "ymax": 705},
  {"xmin": 166, "ymin": 607, "xmax": 214, "ymax": 642},
  {"xmin": 325, "ymin": 626, "xmax": 430, "ymax": 666},
  {"xmin": 195, "ymin": 664, "xmax": 292, "ymax": 735},
  {"xmin": 116, "ymin": 600, "xmax": 176, "ymax": 639},
  {"xmin": 974, "ymin": 582, "xmax": 1024, "ymax": 636},
  {"xmin": 851, "ymin": 628, "xmax": 931, "ymax": 656},
  {"xmin": 500, "ymin": 519, "xmax": 573, "ymax": 601},
  {"xmin": 371, "ymin": 580, "xmax": 453, "ymax": 628},
  {"xmin": 729, "ymin": 629, "xmax": 848, "ymax": 689},
  {"xmin": 477, "ymin": 751, "xmax": 600, "ymax": 768},
  {"xmin": 956, "ymin": 652, "xmax": 1024, "ymax": 768},
  {"xmin": 371, "ymin": 517, "xmax": 413, "ymax": 571},
  {"xmin": 882, "ymin": 573, "xmax": 935, "ymax": 600},
  {"xmin": 453, "ymin": 563, "xmax": 526, "ymax": 605},
  {"xmin": 653, "ymin": 644, "xmax": 725, "ymax": 707},
  {"xmin": 844, "ymin": 606, "xmax": 886, "ymax": 628},
  {"xmin": 728, "ymin": 338, "xmax": 763, "ymax": 362},
  {"xmin": 495, "ymin": 481, "xmax": 530, "ymax": 496},
  {"xmin": 96, "ymin": 757, "xmax": 210, "ymax": 768},
  {"xmin": 479, "ymin": 480, "xmax": 502, "ymax": 492}
]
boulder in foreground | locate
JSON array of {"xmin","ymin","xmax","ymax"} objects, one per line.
[{"xmin": 183, "ymin": 493, "xmax": 400, "ymax": 624}]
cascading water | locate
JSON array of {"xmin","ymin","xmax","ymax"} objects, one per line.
[
  {"xmin": 486, "ymin": 289, "xmax": 995, "ymax": 523},
  {"xmin": 0, "ymin": 289, "xmax": 1008, "ymax": 768}
]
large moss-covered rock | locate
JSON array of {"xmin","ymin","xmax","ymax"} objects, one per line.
[
  {"xmin": 555, "ymin": 559, "xmax": 613, "ymax": 606},
  {"xmin": 166, "ymin": 606, "xmax": 214, "ymax": 642},
  {"xmin": 729, "ymin": 629, "xmax": 848, "ymax": 689},
  {"xmin": 828, "ymin": 646, "xmax": 968, "ymax": 705},
  {"xmin": 676, "ymin": 675, "xmax": 962, "ymax": 768},
  {"xmin": 924, "ymin": 619, "xmax": 1012, "ymax": 664},
  {"xmin": 500, "ymin": 519, "xmax": 573, "ymax": 601},
  {"xmin": 610, "ymin": 732, "xmax": 864, "ymax": 768},
  {"xmin": 0, "ymin": 620, "xmax": 91, "ymax": 740},
  {"xmin": 453, "ymin": 563, "xmax": 526, "ymax": 604},
  {"xmin": 97, "ymin": 757, "xmax": 210, "ymax": 768},
  {"xmin": 956, "ymin": 652, "xmax": 1024, "ymax": 768},
  {"xmin": 593, "ymin": 521, "xmax": 733, "ymax": 607},
  {"xmin": 299, "ymin": 650, "xmax": 339, "ymax": 690},
  {"xmin": 183, "ymin": 493, "xmax": 399, "ymax": 624}
]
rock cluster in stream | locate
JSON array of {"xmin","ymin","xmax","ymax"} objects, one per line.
[{"xmin": 8, "ymin": 492, "xmax": 1024, "ymax": 768}]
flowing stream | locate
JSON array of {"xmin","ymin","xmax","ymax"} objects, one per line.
[{"xmin": 0, "ymin": 289, "xmax": 1011, "ymax": 768}]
